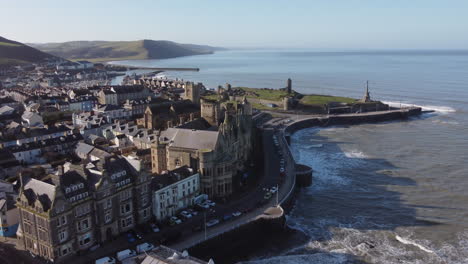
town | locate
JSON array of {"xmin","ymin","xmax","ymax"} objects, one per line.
[
  {"xmin": 0, "ymin": 59, "xmax": 304, "ymax": 264},
  {"xmin": 0, "ymin": 58, "xmax": 423, "ymax": 264}
]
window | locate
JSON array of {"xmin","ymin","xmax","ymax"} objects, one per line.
[
  {"xmin": 79, "ymin": 232, "xmax": 92, "ymax": 246},
  {"xmin": 105, "ymin": 199, "xmax": 112, "ymax": 209},
  {"xmin": 104, "ymin": 212, "xmax": 112, "ymax": 224},
  {"xmin": 65, "ymin": 188, "xmax": 71, "ymax": 194},
  {"xmin": 60, "ymin": 215, "xmax": 67, "ymax": 225},
  {"xmin": 58, "ymin": 230, "xmax": 68, "ymax": 242},
  {"xmin": 121, "ymin": 216, "xmax": 133, "ymax": 228},
  {"xmin": 120, "ymin": 203, "xmax": 132, "ymax": 215}
]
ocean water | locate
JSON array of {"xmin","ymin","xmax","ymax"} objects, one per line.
[{"xmin": 113, "ymin": 50, "xmax": 468, "ymax": 263}]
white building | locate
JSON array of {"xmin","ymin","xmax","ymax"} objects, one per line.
[
  {"xmin": 0, "ymin": 181, "xmax": 19, "ymax": 237},
  {"xmin": 152, "ymin": 166, "xmax": 200, "ymax": 221},
  {"xmin": 21, "ymin": 111, "xmax": 43, "ymax": 127}
]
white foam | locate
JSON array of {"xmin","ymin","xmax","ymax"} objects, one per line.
[
  {"xmin": 343, "ymin": 150, "xmax": 368, "ymax": 159},
  {"xmin": 395, "ymin": 235, "xmax": 436, "ymax": 254},
  {"xmin": 382, "ymin": 101, "xmax": 456, "ymax": 113}
]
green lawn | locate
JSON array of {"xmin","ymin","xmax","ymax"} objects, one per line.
[
  {"xmin": 300, "ymin": 95, "xmax": 357, "ymax": 105},
  {"xmin": 0, "ymin": 41, "xmax": 21, "ymax": 47},
  {"xmin": 239, "ymin": 87, "xmax": 290, "ymax": 101}
]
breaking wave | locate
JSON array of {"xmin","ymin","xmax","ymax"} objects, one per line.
[{"xmin": 382, "ymin": 101, "xmax": 456, "ymax": 113}]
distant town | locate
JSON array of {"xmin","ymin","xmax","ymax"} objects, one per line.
[{"xmin": 0, "ymin": 58, "xmax": 422, "ymax": 264}]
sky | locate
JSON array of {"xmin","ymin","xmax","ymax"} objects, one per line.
[{"xmin": 1, "ymin": 0, "xmax": 468, "ymax": 49}]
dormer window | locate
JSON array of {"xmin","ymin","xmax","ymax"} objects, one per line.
[{"xmin": 65, "ymin": 187, "xmax": 71, "ymax": 194}]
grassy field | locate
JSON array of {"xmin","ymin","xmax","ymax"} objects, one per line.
[
  {"xmin": 240, "ymin": 87, "xmax": 290, "ymax": 101},
  {"xmin": 0, "ymin": 41, "xmax": 21, "ymax": 47},
  {"xmin": 300, "ymin": 94, "xmax": 357, "ymax": 105}
]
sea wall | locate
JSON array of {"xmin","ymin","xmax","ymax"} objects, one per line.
[
  {"xmin": 285, "ymin": 108, "xmax": 422, "ymax": 135},
  {"xmin": 188, "ymin": 209, "xmax": 286, "ymax": 263}
]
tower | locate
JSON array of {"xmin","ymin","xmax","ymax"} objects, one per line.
[
  {"xmin": 287, "ymin": 78, "xmax": 292, "ymax": 94},
  {"xmin": 361, "ymin": 80, "xmax": 372, "ymax": 102},
  {"xmin": 184, "ymin": 82, "xmax": 201, "ymax": 105}
]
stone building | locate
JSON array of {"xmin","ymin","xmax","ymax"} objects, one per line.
[
  {"xmin": 183, "ymin": 82, "xmax": 202, "ymax": 106},
  {"xmin": 16, "ymin": 155, "xmax": 152, "ymax": 262},
  {"xmin": 151, "ymin": 98, "xmax": 253, "ymax": 198},
  {"xmin": 141, "ymin": 100, "xmax": 200, "ymax": 131}
]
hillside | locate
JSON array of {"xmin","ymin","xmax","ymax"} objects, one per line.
[
  {"xmin": 0, "ymin": 36, "xmax": 58, "ymax": 65},
  {"xmin": 29, "ymin": 40, "xmax": 224, "ymax": 62}
]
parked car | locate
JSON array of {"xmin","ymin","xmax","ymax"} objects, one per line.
[
  {"xmin": 95, "ymin": 257, "xmax": 116, "ymax": 264},
  {"xmin": 232, "ymin": 211, "xmax": 242, "ymax": 217},
  {"xmin": 116, "ymin": 249, "xmax": 136, "ymax": 261},
  {"xmin": 197, "ymin": 202, "xmax": 210, "ymax": 210},
  {"xmin": 206, "ymin": 200, "xmax": 216, "ymax": 207},
  {"xmin": 136, "ymin": 242, "xmax": 155, "ymax": 253},
  {"xmin": 150, "ymin": 223, "xmax": 160, "ymax": 233},
  {"xmin": 126, "ymin": 232, "xmax": 136, "ymax": 243},
  {"xmin": 206, "ymin": 219, "xmax": 220, "ymax": 227},
  {"xmin": 270, "ymin": 186, "xmax": 278, "ymax": 194},
  {"xmin": 180, "ymin": 210, "xmax": 192, "ymax": 219},
  {"xmin": 188, "ymin": 209, "xmax": 198, "ymax": 216},
  {"xmin": 170, "ymin": 216, "xmax": 182, "ymax": 225}
]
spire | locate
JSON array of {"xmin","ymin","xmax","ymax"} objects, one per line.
[{"xmin": 361, "ymin": 80, "xmax": 371, "ymax": 102}]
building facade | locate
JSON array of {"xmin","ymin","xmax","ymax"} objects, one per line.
[
  {"xmin": 16, "ymin": 155, "xmax": 152, "ymax": 262},
  {"xmin": 152, "ymin": 166, "xmax": 200, "ymax": 221}
]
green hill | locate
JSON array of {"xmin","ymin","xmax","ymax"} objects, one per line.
[
  {"xmin": 0, "ymin": 36, "xmax": 58, "ymax": 65},
  {"xmin": 29, "ymin": 40, "xmax": 224, "ymax": 62}
]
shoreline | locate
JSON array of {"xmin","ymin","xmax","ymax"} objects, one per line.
[{"xmin": 185, "ymin": 107, "xmax": 423, "ymax": 264}]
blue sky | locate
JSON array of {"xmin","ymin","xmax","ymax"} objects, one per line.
[{"xmin": 2, "ymin": 0, "xmax": 468, "ymax": 49}]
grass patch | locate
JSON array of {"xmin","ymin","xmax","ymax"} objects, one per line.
[
  {"xmin": 251, "ymin": 102, "xmax": 276, "ymax": 110},
  {"xmin": 239, "ymin": 87, "xmax": 290, "ymax": 101},
  {"xmin": 300, "ymin": 95, "xmax": 357, "ymax": 105},
  {"xmin": 201, "ymin": 94, "xmax": 219, "ymax": 101},
  {"xmin": 0, "ymin": 41, "xmax": 21, "ymax": 47}
]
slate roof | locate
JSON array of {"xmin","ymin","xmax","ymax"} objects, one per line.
[
  {"xmin": 160, "ymin": 128, "xmax": 219, "ymax": 151},
  {"xmin": 22, "ymin": 178, "xmax": 56, "ymax": 211}
]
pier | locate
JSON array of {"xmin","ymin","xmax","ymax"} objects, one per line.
[{"xmin": 111, "ymin": 64, "xmax": 200, "ymax": 71}]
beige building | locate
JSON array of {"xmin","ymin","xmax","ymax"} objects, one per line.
[{"xmin": 151, "ymin": 98, "xmax": 253, "ymax": 198}]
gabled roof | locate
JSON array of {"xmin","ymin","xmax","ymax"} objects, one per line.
[
  {"xmin": 22, "ymin": 178, "xmax": 56, "ymax": 211},
  {"xmin": 160, "ymin": 128, "xmax": 219, "ymax": 151}
]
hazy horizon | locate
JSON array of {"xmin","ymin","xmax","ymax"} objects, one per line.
[{"xmin": 2, "ymin": 0, "xmax": 468, "ymax": 49}]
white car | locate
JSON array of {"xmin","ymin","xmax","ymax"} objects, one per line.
[
  {"xmin": 116, "ymin": 249, "xmax": 136, "ymax": 261},
  {"xmin": 188, "ymin": 209, "xmax": 198, "ymax": 216},
  {"xmin": 280, "ymin": 167, "xmax": 285, "ymax": 173},
  {"xmin": 206, "ymin": 200, "xmax": 216, "ymax": 207},
  {"xmin": 95, "ymin": 257, "xmax": 116, "ymax": 264},
  {"xmin": 170, "ymin": 216, "xmax": 182, "ymax": 225},
  {"xmin": 180, "ymin": 210, "xmax": 192, "ymax": 219},
  {"xmin": 206, "ymin": 219, "xmax": 220, "ymax": 227},
  {"xmin": 232, "ymin": 211, "xmax": 242, "ymax": 217},
  {"xmin": 150, "ymin": 223, "xmax": 160, "ymax": 233},
  {"xmin": 136, "ymin": 242, "xmax": 155, "ymax": 253},
  {"xmin": 270, "ymin": 186, "xmax": 278, "ymax": 194}
]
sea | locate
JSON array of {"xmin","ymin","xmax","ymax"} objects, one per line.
[{"xmin": 111, "ymin": 49, "xmax": 468, "ymax": 264}]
